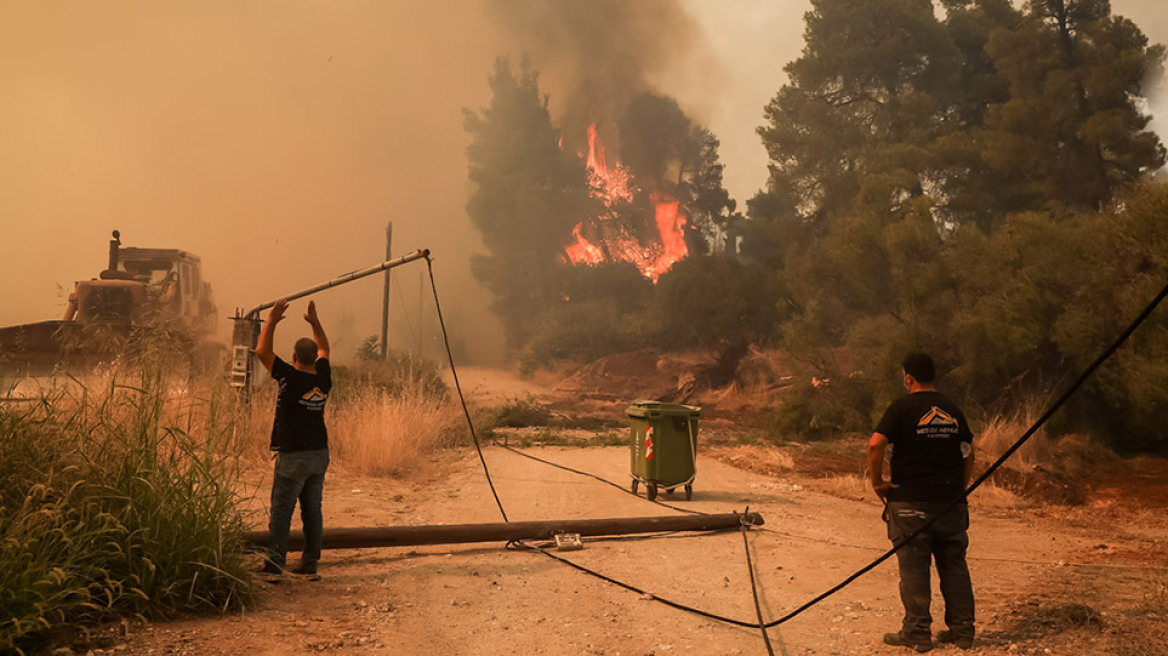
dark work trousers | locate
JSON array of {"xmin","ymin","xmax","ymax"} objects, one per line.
[
  {"xmin": 267, "ymin": 449, "xmax": 330, "ymax": 571},
  {"xmin": 885, "ymin": 500, "xmax": 975, "ymax": 641}
]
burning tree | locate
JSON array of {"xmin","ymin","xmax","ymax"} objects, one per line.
[
  {"xmin": 466, "ymin": 58, "xmax": 756, "ymax": 364},
  {"xmin": 564, "ymin": 94, "xmax": 736, "ymax": 281},
  {"xmin": 463, "ymin": 58, "xmax": 597, "ymax": 350}
]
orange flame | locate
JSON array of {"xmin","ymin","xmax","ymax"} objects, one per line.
[
  {"xmin": 564, "ymin": 123, "xmax": 688, "ymax": 283},
  {"xmin": 564, "ymin": 223, "xmax": 605, "ymax": 265}
]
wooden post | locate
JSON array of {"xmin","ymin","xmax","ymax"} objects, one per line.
[
  {"xmin": 243, "ymin": 512, "xmax": 764, "ymax": 551},
  {"xmin": 380, "ymin": 222, "xmax": 392, "ymax": 359}
]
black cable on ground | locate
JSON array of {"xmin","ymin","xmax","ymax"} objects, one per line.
[
  {"xmin": 424, "ymin": 256, "xmax": 770, "ymax": 634},
  {"xmin": 490, "ymin": 439, "xmax": 708, "ymax": 516},
  {"xmin": 506, "ymin": 535, "xmax": 768, "ymax": 629},
  {"xmin": 759, "ymin": 279, "xmax": 1168, "ymax": 628},
  {"xmin": 426, "ymin": 247, "xmax": 1168, "ymax": 635},
  {"xmin": 425, "ymin": 255, "xmax": 508, "ymax": 523},
  {"xmin": 740, "ymin": 513, "xmax": 776, "ymax": 656}
]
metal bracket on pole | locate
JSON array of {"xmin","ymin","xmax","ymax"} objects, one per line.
[{"xmin": 230, "ymin": 248, "xmax": 430, "ymax": 395}]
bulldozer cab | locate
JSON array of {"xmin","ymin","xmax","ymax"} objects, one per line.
[
  {"xmin": 115, "ymin": 248, "xmax": 216, "ymax": 330},
  {"xmin": 0, "ymin": 231, "xmax": 220, "ymax": 375}
]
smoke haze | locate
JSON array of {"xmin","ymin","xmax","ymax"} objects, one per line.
[
  {"xmin": 486, "ymin": 0, "xmax": 719, "ymax": 154},
  {"xmin": 0, "ymin": 3, "xmax": 508, "ymax": 362},
  {"xmin": 1, "ymin": 1, "xmax": 1164, "ymax": 363}
]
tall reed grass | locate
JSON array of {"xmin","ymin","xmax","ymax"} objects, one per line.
[{"xmin": 0, "ymin": 368, "xmax": 252, "ymax": 654}]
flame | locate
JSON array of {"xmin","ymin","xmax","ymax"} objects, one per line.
[
  {"xmin": 564, "ymin": 122, "xmax": 688, "ymax": 283},
  {"xmin": 585, "ymin": 123, "xmax": 634, "ymax": 204},
  {"xmin": 564, "ymin": 223, "xmax": 605, "ymax": 265},
  {"xmin": 646, "ymin": 193, "xmax": 687, "ymax": 280}
]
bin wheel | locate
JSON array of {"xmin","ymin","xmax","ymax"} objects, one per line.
[
  {"xmin": 664, "ymin": 487, "xmax": 674, "ymax": 496},
  {"xmin": 631, "ymin": 479, "xmax": 639, "ymax": 494},
  {"xmin": 684, "ymin": 483, "xmax": 693, "ymax": 501},
  {"xmin": 647, "ymin": 484, "xmax": 658, "ymax": 501}
]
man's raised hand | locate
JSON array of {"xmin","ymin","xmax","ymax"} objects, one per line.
[
  {"xmin": 269, "ymin": 299, "xmax": 288, "ymax": 324},
  {"xmin": 304, "ymin": 300, "xmax": 320, "ymax": 326}
]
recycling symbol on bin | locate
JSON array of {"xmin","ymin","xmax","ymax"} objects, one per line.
[{"xmin": 645, "ymin": 426, "xmax": 655, "ymax": 460}]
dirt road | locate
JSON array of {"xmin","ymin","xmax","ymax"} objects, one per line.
[{"xmin": 110, "ymin": 368, "xmax": 1167, "ymax": 656}]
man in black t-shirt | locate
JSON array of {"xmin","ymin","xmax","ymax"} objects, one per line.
[
  {"xmin": 255, "ymin": 298, "xmax": 332, "ymax": 579},
  {"xmin": 868, "ymin": 352, "xmax": 976, "ymax": 652}
]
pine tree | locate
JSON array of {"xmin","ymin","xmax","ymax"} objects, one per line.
[{"xmin": 463, "ymin": 58, "xmax": 595, "ymax": 349}]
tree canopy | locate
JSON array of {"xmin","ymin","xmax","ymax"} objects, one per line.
[{"xmin": 755, "ymin": 0, "xmax": 1168, "ymax": 451}]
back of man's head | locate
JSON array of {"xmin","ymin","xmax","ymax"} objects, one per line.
[
  {"xmin": 902, "ymin": 351, "xmax": 935, "ymax": 384},
  {"xmin": 293, "ymin": 338, "xmax": 318, "ymax": 366}
]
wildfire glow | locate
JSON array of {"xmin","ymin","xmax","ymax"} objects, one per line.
[
  {"xmin": 565, "ymin": 122, "xmax": 688, "ymax": 283},
  {"xmin": 563, "ymin": 223, "xmax": 605, "ymax": 265}
]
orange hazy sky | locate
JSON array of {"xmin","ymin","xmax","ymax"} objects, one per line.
[{"xmin": 0, "ymin": 1, "xmax": 1163, "ymax": 363}]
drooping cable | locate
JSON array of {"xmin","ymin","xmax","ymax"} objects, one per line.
[
  {"xmin": 424, "ymin": 247, "xmax": 1168, "ymax": 633},
  {"xmin": 761, "ymin": 279, "xmax": 1168, "ymax": 628},
  {"xmin": 424, "ymin": 255, "xmax": 508, "ymax": 522}
]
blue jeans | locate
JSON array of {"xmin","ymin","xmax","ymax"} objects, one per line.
[
  {"xmin": 886, "ymin": 500, "xmax": 975, "ymax": 642},
  {"xmin": 267, "ymin": 449, "xmax": 329, "ymax": 571}
]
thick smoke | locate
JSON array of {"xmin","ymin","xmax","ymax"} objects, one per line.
[{"xmin": 485, "ymin": 0, "xmax": 716, "ymax": 156}]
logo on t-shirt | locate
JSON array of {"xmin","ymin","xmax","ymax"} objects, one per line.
[
  {"xmin": 300, "ymin": 387, "xmax": 328, "ymax": 411},
  {"xmin": 916, "ymin": 405, "xmax": 960, "ymax": 437},
  {"xmin": 918, "ymin": 406, "xmax": 957, "ymax": 426}
]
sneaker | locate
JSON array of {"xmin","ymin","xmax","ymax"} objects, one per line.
[
  {"xmin": 883, "ymin": 631, "xmax": 934, "ymax": 652},
  {"xmin": 936, "ymin": 630, "xmax": 974, "ymax": 649}
]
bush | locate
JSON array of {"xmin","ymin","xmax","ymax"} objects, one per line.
[
  {"xmin": 765, "ymin": 374, "xmax": 875, "ymax": 442},
  {"xmin": 486, "ymin": 396, "xmax": 552, "ymax": 428},
  {"xmin": 522, "ymin": 263, "xmax": 656, "ymax": 370},
  {"xmin": 654, "ymin": 255, "xmax": 781, "ymax": 350},
  {"xmin": 0, "ymin": 372, "xmax": 251, "ymax": 653},
  {"xmin": 330, "ymin": 349, "xmax": 448, "ymax": 406}
]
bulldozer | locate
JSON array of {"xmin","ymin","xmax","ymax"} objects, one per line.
[{"xmin": 0, "ymin": 230, "xmax": 220, "ymax": 375}]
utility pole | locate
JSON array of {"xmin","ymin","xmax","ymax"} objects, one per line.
[
  {"xmin": 380, "ymin": 222, "xmax": 392, "ymax": 360},
  {"xmin": 242, "ymin": 512, "xmax": 766, "ymax": 550}
]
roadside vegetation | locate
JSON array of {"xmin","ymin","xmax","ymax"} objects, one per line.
[
  {"xmin": 0, "ymin": 348, "xmax": 470, "ymax": 654},
  {"xmin": 0, "ymin": 367, "xmax": 252, "ymax": 654},
  {"xmin": 326, "ymin": 353, "xmax": 461, "ymax": 477}
]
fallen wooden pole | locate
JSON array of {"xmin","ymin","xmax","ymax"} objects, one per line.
[{"xmin": 243, "ymin": 512, "xmax": 765, "ymax": 551}]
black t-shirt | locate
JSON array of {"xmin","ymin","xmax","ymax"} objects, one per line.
[
  {"xmin": 874, "ymin": 391, "xmax": 973, "ymax": 502},
  {"xmin": 269, "ymin": 356, "xmax": 331, "ymax": 452}
]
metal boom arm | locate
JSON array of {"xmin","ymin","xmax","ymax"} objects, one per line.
[
  {"xmin": 243, "ymin": 248, "xmax": 430, "ymax": 319},
  {"xmin": 230, "ymin": 248, "xmax": 430, "ymax": 392}
]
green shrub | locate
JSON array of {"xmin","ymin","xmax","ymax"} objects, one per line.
[
  {"xmin": 0, "ymin": 372, "xmax": 251, "ymax": 653},
  {"xmin": 653, "ymin": 255, "xmax": 781, "ymax": 350},
  {"xmin": 765, "ymin": 375, "xmax": 875, "ymax": 442},
  {"xmin": 486, "ymin": 396, "xmax": 552, "ymax": 428}
]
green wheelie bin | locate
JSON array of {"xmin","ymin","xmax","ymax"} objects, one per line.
[{"xmin": 626, "ymin": 400, "xmax": 701, "ymax": 501}]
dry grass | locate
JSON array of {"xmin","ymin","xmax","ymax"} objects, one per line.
[
  {"xmin": 968, "ymin": 481, "xmax": 1026, "ymax": 509},
  {"xmin": 977, "ymin": 405, "xmax": 1057, "ymax": 472},
  {"xmin": 328, "ymin": 379, "xmax": 462, "ymax": 477},
  {"xmin": 808, "ymin": 473, "xmax": 868, "ymax": 501}
]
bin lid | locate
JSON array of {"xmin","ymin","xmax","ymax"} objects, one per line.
[{"xmin": 625, "ymin": 400, "xmax": 702, "ymax": 418}]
